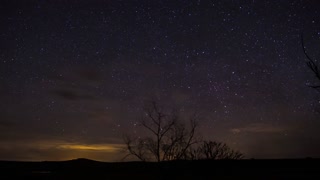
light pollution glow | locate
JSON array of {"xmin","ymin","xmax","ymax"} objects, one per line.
[
  {"xmin": 57, "ymin": 143, "xmax": 125, "ymax": 152},
  {"xmin": 0, "ymin": 140, "xmax": 126, "ymax": 161}
]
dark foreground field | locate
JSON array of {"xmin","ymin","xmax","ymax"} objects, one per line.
[{"xmin": 1, "ymin": 158, "xmax": 320, "ymax": 179}]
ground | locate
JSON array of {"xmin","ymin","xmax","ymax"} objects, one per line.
[{"xmin": 1, "ymin": 158, "xmax": 320, "ymax": 179}]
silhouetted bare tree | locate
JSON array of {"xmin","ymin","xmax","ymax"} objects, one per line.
[
  {"xmin": 189, "ymin": 141, "xmax": 243, "ymax": 160},
  {"xmin": 123, "ymin": 101, "xmax": 244, "ymax": 161},
  {"xmin": 301, "ymin": 34, "xmax": 320, "ymax": 91},
  {"xmin": 123, "ymin": 101, "xmax": 200, "ymax": 162}
]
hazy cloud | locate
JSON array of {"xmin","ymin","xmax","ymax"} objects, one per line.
[{"xmin": 230, "ymin": 123, "xmax": 285, "ymax": 134}]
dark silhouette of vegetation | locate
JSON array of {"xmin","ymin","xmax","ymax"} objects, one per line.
[
  {"xmin": 189, "ymin": 141, "xmax": 243, "ymax": 160},
  {"xmin": 301, "ymin": 34, "xmax": 320, "ymax": 91},
  {"xmin": 123, "ymin": 101, "xmax": 199, "ymax": 162},
  {"xmin": 123, "ymin": 101, "xmax": 243, "ymax": 161}
]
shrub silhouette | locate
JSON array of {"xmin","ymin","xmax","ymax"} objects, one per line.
[{"xmin": 189, "ymin": 141, "xmax": 243, "ymax": 160}]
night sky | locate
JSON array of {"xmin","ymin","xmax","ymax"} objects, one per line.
[{"xmin": 1, "ymin": 0, "xmax": 320, "ymax": 161}]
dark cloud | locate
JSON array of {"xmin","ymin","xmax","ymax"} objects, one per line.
[
  {"xmin": 47, "ymin": 66, "xmax": 103, "ymax": 83},
  {"xmin": 77, "ymin": 69, "xmax": 102, "ymax": 82},
  {"xmin": 53, "ymin": 89, "xmax": 95, "ymax": 101},
  {"xmin": 0, "ymin": 120, "xmax": 15, "ymax": 128}
]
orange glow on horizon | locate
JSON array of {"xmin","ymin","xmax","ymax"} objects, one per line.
[{"xmin": 57, "ymin": 143, "xmax": 125, "ymax": 152}]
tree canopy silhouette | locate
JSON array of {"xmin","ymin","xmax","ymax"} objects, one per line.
[
  {"xmin": 123, "ymin": 100, "xmax": 243, "ymax": 161},
  {"xmin": 123, "ymin": 101, "xmax": 199, "ymax": 162}
]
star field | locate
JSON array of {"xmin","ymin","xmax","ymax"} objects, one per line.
[{"xmin": 0, "ymin": 0, "xmax": 320, "ymax": 161}]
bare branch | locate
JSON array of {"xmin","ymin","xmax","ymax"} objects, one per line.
[
  {"xmin": 141, "ymin": 120, "xmax": 158, "ymax": 136},
  {"xmin": 122, "ymin": 135, "xmax": 148, "ymax": 161},
  {"xmin": 301, "ymin": 33, "xmax": 320, "ymax": 89}
]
